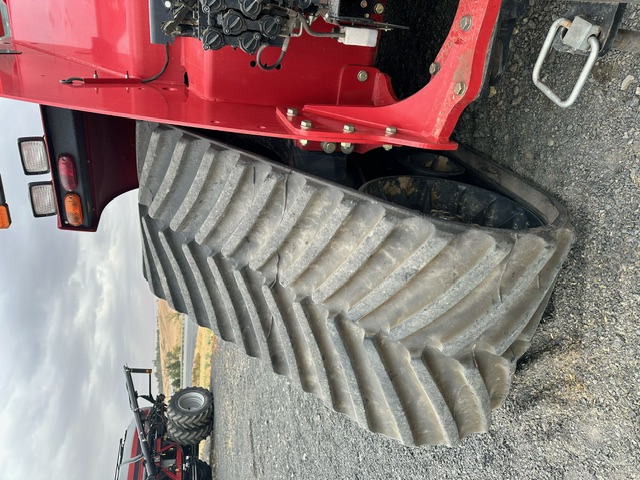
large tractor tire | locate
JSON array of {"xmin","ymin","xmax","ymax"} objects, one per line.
[
  {"xmin": 167, "ymin": 387, "xmax": 214, "ymax": 430},
  {"xmin": 167, "ymin": 420, "xmax": 212, "ymax": 446},
  {"xmin": 137, "ymin": 123, "xmax": 574, "ymax": 446}
]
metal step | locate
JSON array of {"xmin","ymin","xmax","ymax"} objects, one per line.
[{"xmin": 136, "ymin": 122, "xmax": 574, "ymax": 446}]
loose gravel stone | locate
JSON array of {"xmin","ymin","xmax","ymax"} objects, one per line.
[{"xmin": 621, "ymin": 75, "xmax": 635, "ymax": 91}]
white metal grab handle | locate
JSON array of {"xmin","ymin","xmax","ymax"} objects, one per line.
[{"xmin": 533, "ymin": 17, "xmax": 601, "ymax": 108}]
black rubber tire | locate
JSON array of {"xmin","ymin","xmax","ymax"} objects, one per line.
[
  {"xmin": 136, "ymin": 123, "xmax": 574, "ymax": 446},
  {"xmin": 167, "ymin": 420, "xmax": 212, "ymax": 446},
  {"xmin": 395, "ymin": 152, "xmax": 465, "ymax": 178},
  {"xmin": 167, "ymin": 387, "xmax": 214, "ymax": 430},
  {"xmin": 360, "ymin": 175, "xmax": 542, "ymax": 229},
  {"xmin": 194, "ymin": 460, "xmax": 212, "ymax": 480}
]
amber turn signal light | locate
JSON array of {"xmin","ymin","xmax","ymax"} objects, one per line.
[
  {"xmin": 64, "ymin": 193, "xmax": 83, "ymax": 226},
  {"xmin": 0, "ymin": 204, "xmax": 11, "ymax": 229}
]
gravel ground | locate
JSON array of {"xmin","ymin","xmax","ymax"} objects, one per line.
[{"xmin": 209, "ymin": 1, "xmax": 640, "ymax": 478}]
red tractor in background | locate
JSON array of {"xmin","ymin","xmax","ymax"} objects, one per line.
[{"xmin": 116, "ymin": 366, "xmax": 213, "ymax": 480}]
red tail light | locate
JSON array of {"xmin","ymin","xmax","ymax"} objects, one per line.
[{"xmin": 58, "ymin": 155, "xmax": 78, "ymax": 191}]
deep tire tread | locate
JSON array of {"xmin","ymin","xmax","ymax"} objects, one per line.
[
  {"xmin": 136, "ymin": 123, "xmax": 574, "ymax": 446},
  {"xmin": 167, "ymin": 420, "xmax": 212, "ymax": 446}
]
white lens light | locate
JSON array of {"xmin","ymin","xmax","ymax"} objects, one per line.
[
  {"xmin": 18, "ymin": 137, "xmax": 50, "ymax": 175},
  {"xmin": 29, "ymin": 182, "xmax": 57, "ymax": 217}
]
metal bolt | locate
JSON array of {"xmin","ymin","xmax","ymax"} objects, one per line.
[
  {"xmin": 382, "ymin": 144, "xmax": 393, "ymax": 151},
  {"xmin": 300, "ymin": 139, "xmax": 309, "ymax": 146},
  {"xmin": 373, "ymin": 3, "xmax": 384, "ymax": 14},
  {"xmin": 429, "ymin": 62, "xmax": 440, "ymax": 75},
  {"xmin": 286, "ymin": 108, "xmax": 298, "ymax": 117},
  {"xmin": 301, "ymin": 120, "xmax": 313, "ymax": 129},
  {"xmin": 357, "ymin": 70, "xmax": 369, "ymax": 82},
  {"xmin": 453, "ymin": 82, "xmax": 467, "ymax": 96},
  {"xmin": 340, "ymin": 142, "xmax": 355, "ymax": 154},
  {"xmin": 385, "ymin": 126, "xmax": 397, "ymax": 136},
  {"xmin": 321, "ymin": 142, "xmax": 337, "ymax": 154},
  {"xmin": 343, "ymin": 124, "xmax": 356, "ymax": 133},
  {"xmin": 360, "ymin": 0, "xmax": 367, "ymax": 7},
  {"xmin": 460, "ymin": 15, "xmax": 473, "ymax": 31},
  {"xmin": 164, "ymin": 0, "xmax": 172, "ymax": 8}
]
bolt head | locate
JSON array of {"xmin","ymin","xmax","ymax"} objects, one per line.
[
  {"xmin": 453, "ymin": 82, "xmax": 467, "ymax": 96},
  {"xmin": 360, "ymin": 0, "xmax": 368, "ymax": 7},
  {"xmin": 373, "ymin": 2, "xmax": 384, "ymax": 14},
  {"xmin": 301, "ymin": 120, "xmax": 313, "ymax": 129},
  {"xmin": 357, "ymin": 70, "xmax": 369, "ymax": 82},
  {"xmin": 460, "ymin": 15, "xmax": 473, "ymax": 31},
  {"xmin": 300, "ymin": 139, "xmax": 309, "ymax": 146},
  {"xmin": 382, "ymin": 144, "xmax": 393, "ymax": 151},
  {"xmin": 286, "ymin": 108, "xmax": 298, "ymax": 117},
  {"xmin": 385, "ymin": 126, "xmax": 397, "ymax": 135},
  {"xmin": 429, "ymin": 62, "xmax": 440, "ymax": 75},
  {"xmin": 321, "ymin": 142, "xmax": 337, "ymax": 154},
  {"xmin": 343, "ymin": 124, "xmax": 356, "ymax": 133},
  {"xmin": 340, "ymin": 143, "xmax": 355, "ymax": 154},
  {"xmin": 164, "ymin": 0, "xmax": 172, "ymax": 8}
]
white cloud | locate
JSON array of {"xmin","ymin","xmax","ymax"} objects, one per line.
[
  {"xmin": 0, "ymin": 98, "xmax": 158, "ymax": 480},
  {"xmin": 0, "ymin": 188, "xmax": 157, "ymax": 479}
]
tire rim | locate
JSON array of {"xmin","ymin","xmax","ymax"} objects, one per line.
[{"xmin": 177, "ymin": 391, "xmax": 206, "ymax": 411}]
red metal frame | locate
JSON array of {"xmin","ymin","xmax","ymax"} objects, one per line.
[
  {"xmin": 153, "ymin": 438, "xmax": 185, "ymax": 480},
  {"xmin": 125, "ymin": 430, "xmax": 186, "ymax": 480},
  {"xmin": 0, "ymin": 0, "xmax": 501, "ymax": 152}
]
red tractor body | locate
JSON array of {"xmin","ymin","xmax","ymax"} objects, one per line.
[{"xmin": 1, "ymin": 0, "xmax": 500, "ymax": 152}]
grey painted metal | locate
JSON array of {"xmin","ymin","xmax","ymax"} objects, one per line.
[
  {"xmin": 177, "ymin": 390, "xmax": 206, "ymax": 410},
  {"xmin": 533, "ymin": 17, "xmax": 601, "ymax": 108},
  {"xmin": 135, "ymin": 123, "xmax": 574, "ymax": 446}
]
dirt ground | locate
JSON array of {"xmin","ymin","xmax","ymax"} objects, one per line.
[{"xmin": 157, "ymin": 299, "xmax": 183, "ymax": 394}]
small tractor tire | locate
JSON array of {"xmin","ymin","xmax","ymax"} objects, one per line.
[
  {"xmin": 167, "ymin": 420, "xmax": 212, "ymax": 446},
  {"xmin": 167, "ymin": 387, "xmax": 214, "ymax": 430},
  {"xmin": 194, "ymin": 460, "xmax": 213, "ymax": 480}
]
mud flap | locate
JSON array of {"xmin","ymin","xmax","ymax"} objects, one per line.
[{"xmin": 136, "ymin": 122, "xmax": 574, "ymax": 446}]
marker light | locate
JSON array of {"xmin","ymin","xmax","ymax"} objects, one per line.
[
  {"xmin": 18, "ymin": 137, "xmax": 50, "ymax": 175},
  {"xmin": 28, "ymin": 182, "xmax": 57, "ymax": 217},
  {"xmin": 0, "ymin": 205, "xmax": 10, "ymax": 229},
  {"xmin": 58, "ymin": 155, "xmax": 78, "ymax": 191},
  {"xmin": 0, "ymin": 175, "xmax": 9, "ymax": 228},
  {"xmin": 64, "ymin": 193, "xmax": 83, "ymax": 226}
]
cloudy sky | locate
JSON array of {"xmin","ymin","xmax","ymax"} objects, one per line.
[{"xmin": 0, "ymin": 98, "xmax": 158, "ymax": 478}]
